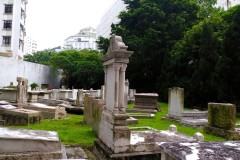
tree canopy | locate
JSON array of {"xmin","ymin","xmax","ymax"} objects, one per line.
[{"xmin": 49, "ymin": 49, "xmax": 104, "ymax": 89}]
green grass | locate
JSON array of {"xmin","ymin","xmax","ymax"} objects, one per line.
[
  {"xmin": 128, "ymin": 102, "xmax": 225, "ymax": 141},
  {"xmin": 9, "ymin": 102, "xmax": 240, "ymax": 146},
  {"xmin": 10, "ymin": 114, "xmax": 96, "ymax": 146}
]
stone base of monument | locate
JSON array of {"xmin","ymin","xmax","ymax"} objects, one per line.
[
  {"xmin": 164, "ymin": 110, "xmax": 208, "ymax": 128},
  {"xmin": 25, "ymin": 103, "xmax": 67, "ymax": 119},
  {"xmin": 58, "ymin": 103, "xmax": 84, "ymax": 114},
  {"xmin": 0, "ymin": 104, "xmax": 17, "ymax": 125},
  {"xmin": 38, "ymin": 97, "xmax": 64, "ymax": 106},
  {"xmin": 126, "ymin": 117, "xmax": 138, "ymax": 125},
  {"xmin": 180, "ymin": 118, "xmax": 208, "ymax": 128},
  {"xmin": 3, "ymin": 109, "xmax": 41, "ymax": 125},
  {"xmin": 0, "ymin": 127, "xmax": 63, "ymax": 159},
  {"xmin": 95, "ymin": 129, "xmax": 197, "ymax": 160},
  {"xmin": 126, "ymin": 108, "xmax": 157, "ymax": 114},
  {"xmin": 204, "ymin": 126, "xmax": 240, "ymax": 140},
  {"xmin": 128, "ymin": 113, "xmax": 155, "ymax": 119}
]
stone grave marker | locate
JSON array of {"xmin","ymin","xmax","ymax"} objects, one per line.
[
  {"xmin": 167, "ymin": 87, "xmax": 184, "ymax": 119},
  {"xmin": 16, "ymin": 77, "xmax": 28, "ymax": 108},
  {"xmin": 204, "ymin": 103, "xmax": 240, "ymax": 140}
]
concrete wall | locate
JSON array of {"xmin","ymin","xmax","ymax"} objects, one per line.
[{"xmin": 0, "ymin": 57, "xmax": 61, "ymax": 88}]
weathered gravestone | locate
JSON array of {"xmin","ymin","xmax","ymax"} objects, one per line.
[
  {"xmin": 52, "ymin": 89, "xmax": 60, "ymax": 100},
  {"xmin": 76, "ymin": 89, "xmax": 84, "ymax": 107},
  {"xmin": 0, "ymin": 127, "xmax": 63, "ymax": 159},
  {"xmin": 134, "ymin": 93, "xmax": 159, "ymax": 110},
  {"xmin": 16, "ymin": 77, "xmax": 28, "ymax": 108},
  {"xmin": 98, "ymin": 35, "xmax": 133, "ymax": 153},
  {"xmin": 92, "ymin": 99, "xmax": 104, "ymax": 137},
  {"xmin": 167, "ymin": 87, "xmax": 184, "ymax": 119},
  {"xmin": 83, "ymin": 93, "xmax": 94, "ymax": 124},
  {"xmin": 166, "ymin": 87, "xmax": 208, "ymax": 128},
  {"xmin": 204, "ymin": 103, "xmax": 240, "ymax": 140}
]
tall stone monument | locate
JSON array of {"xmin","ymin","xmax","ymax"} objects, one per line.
[{"xmin": 99, "ymin": 35, "xmax": 133, "ymax": 153}]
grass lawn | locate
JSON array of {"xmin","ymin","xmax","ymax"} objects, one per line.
[
  {"xmin": 10, "ymin": 114, "xmax": 97, "ymax": 147},
  {"xmin": 9, "ymin": 102, "xmax": 240, "ymax": 146}
]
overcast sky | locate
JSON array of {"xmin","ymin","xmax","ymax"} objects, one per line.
[{"xmin": 26, "ymin": 0, "xmax": 115, "ymax": 50}]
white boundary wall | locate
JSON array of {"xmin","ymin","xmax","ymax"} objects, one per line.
[{"xmin": 0, "ymin": 57, "xmax": 61, "ymax": 88}]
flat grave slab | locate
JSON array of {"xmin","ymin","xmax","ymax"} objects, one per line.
[
  {"xmin": 26, "ymin": 103, "xmax": 67, "ymax": 119},
  {"xmin": 0, "ymin": 127, "xmax": 62, "ymax": 159},
  {"xmin": 4, "ymin": 109, "xmax": 41, "ymax": 125},
  {"xmin": 180, "ymin": 118, "xmax": 208, "ymax": 128}
]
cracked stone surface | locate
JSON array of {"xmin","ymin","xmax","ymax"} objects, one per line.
[{"xmin": 160, "ymin": 141, "xmax": 240, "ymax": 160}]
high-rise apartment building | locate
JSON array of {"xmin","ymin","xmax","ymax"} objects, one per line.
[
  {"xmin": 63, "ymin": 27, "xmax": 97, "ymax": 50},
  {"xmin": 216, "ymin": 0, "xmax": 240, "ymax": 10},
  {"xmin": 0, "ymin": 0, "xmax": 27, "ymax": 60},
  {"xmin": 96, "ymin": 0, "xmax": 126, "ymax": 38},
  {"xmin": 24, "ymin": 36, "xmax": 37, "ymax": 55}
]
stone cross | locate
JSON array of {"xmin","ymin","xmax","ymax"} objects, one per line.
[
  {"xmin": 99, "ymin": 35, "xmax": 133, "ymax": 153},
  {"xmin": 16, "ymin": 77, "xmax": 28, "ymax": 108}
]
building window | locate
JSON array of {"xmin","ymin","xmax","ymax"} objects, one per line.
[
  {"xmin": 2, "ymin": 36, "xmax": 11, "ymax": 46},
  {"xmin": 4, "ymin": 4, "xmax": 13, "ymax": 14},
  {"xmin": 3, "ymin": 20, "xmax": 12, "ymax": 29}
]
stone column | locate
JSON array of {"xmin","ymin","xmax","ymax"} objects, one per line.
[
  {"xmin": 119, "ymin": 64, "xmax": 127, "ymax": 113},
  {"xmin": 113, "ymin": 63, "xmax": 120, "ymax": 113}
]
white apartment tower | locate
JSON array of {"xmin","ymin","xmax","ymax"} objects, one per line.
[
  {"xmin": 0, "ymin": 0, "xmax": 27, "ymax": 60},
  {"xmin": 63, "ymin": 27, "xmax": 97, "ymax": 50},
  {"xmin": 96, "ymin": 0, "xmax": 126, "ymax": 38},
  {"xmin": 216, "ymin": 0, "xmax": 240, "ymax": 10},
  {"xmin": 24, "ymin": 36, "xmax": 37, "ymax": 55}
]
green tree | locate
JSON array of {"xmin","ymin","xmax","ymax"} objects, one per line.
[
  {"xmin": 96, "ymin": 36, "xmax": 110, "ymax": 54},
  {"xmin": 23, "ymin": 50, "xmax": 56, "ymax": 65},
  {"xmin": 216, "ymin": 7, "xmax": 240, "ymax": 104},
  {"xmin": 189, "ymin": 23, "xmax": 219, "ymax": 107},
  {"xmin": 49, "ymin": 49, "xmax": 103, "ymax": 89},
  {"xmin": 111, "ymin": 0, "xmax": 200, "ymax": 92}
]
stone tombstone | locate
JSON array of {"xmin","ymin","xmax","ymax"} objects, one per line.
[
  {"xmin": 16, "ymin": 77, "xmax": 28, "ymax": 108},
  {"xmin": 83, "ymin": 93, "xmax": 94, "ymax": 124},
  {"xmin": 92, "ymin": 99, "xmax": 104, "ymax": 137},
  {"xmin": 208, "ymin": 103, "xmax": 236, "ymax": 130},
  {"xmin": 168, "ymin": 87, "xmax": 184, "ymax": 118},
  {"xmin": 134, "ymin": 93, "xmax": 159, "ymax": 109},
  {"xmin": 99, "ymin": 35, "xmax": 133, "ymax": 153},
  {"xmin": 51, "ymin": 89, "xmax": 59, "ymax": 100},
  {"xmin": 72, "ymin": 89, "xmax": 78, "ymax": 100},
  {"xmin": 76, "ymin": 89, "xmax": 84, "ymax": 107}
]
